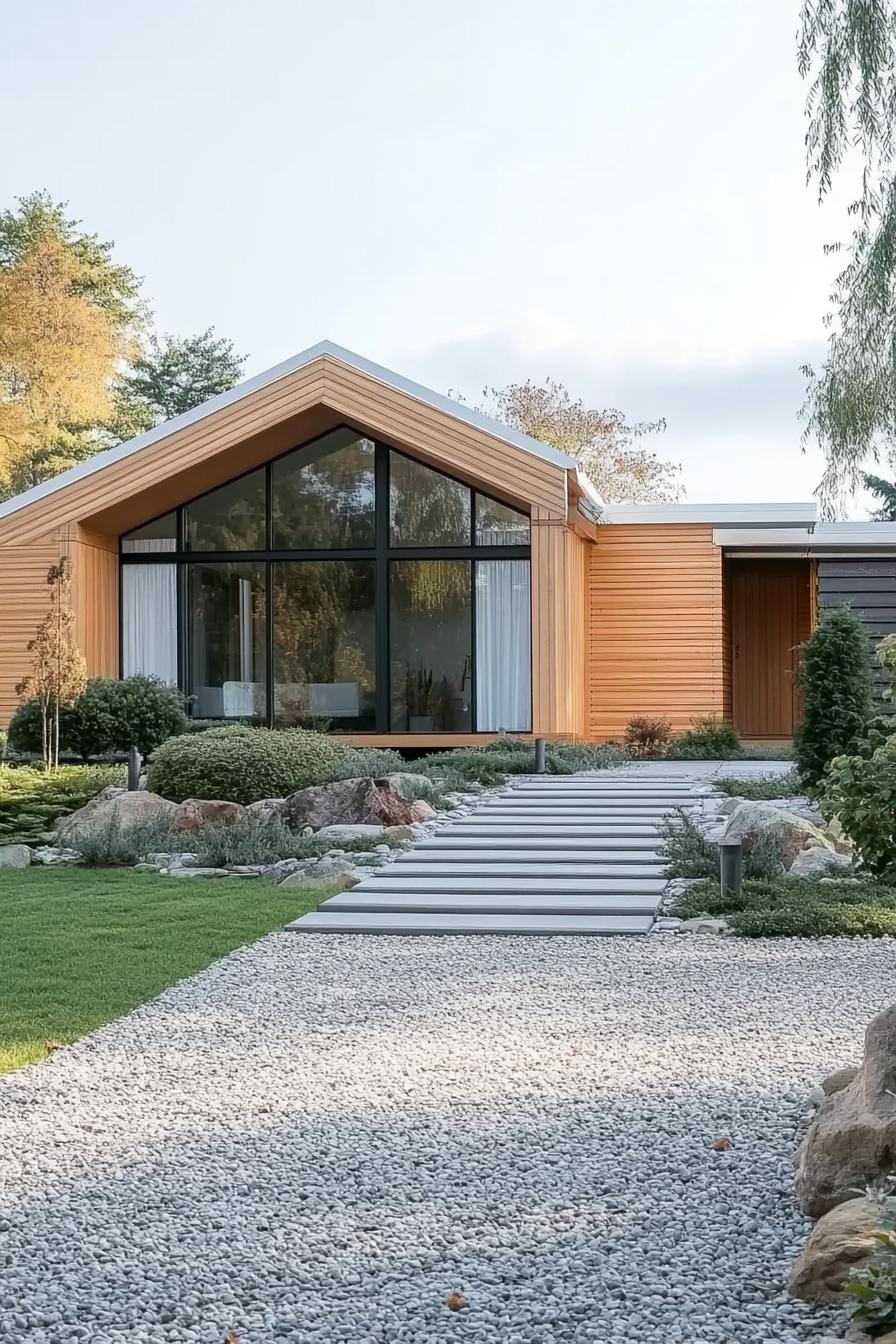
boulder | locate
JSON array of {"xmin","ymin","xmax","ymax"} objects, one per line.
[
  {"xmin": 680, "ymin": 916, "xmax": 729, "ymax": 935},
  {"xmin": 409, "ymin": 799, "xmax": 438, "ymax": 822},
  {"xmin": 822, "ymin": 1066, "xmax": 861, "ymax": 1097},
  {"xmin": 384, "ymin": 772, "xmax": 436, "ymax": 802},
  {"xmin": 161, "ymin": 866, "xmax": 231, "ymax": 879},
  {"xmin": 56, "ymin": 788, "xmax": 177, "ymax": 843},
  {"xmin": 722, "ymin": 801, "xmax": 837, "ymax": 870},
  {"xmin": 790, "ymin": 847, "xmax": 854, "ymax": 879},
  {"xmin": 384, "ymin": 825, "xmax": 415, "ymax": 842},
  {"xmin": 796, "ymin": 1003, "xmax": 896, "ymax": 1216},
  {"xmin": 173, "ymin": 799, "xmax": 248, "ymax": 833},
  {"xmin": 32, "ymin": 846, "xmax": 81, "ymax": 866},
  {"xmin": 246, "ymin": 798, "xmax": 285, "ymax": 825},
  {"xmin": 280, "ymin": 777, "xmax": 416, "ymax": 830},
  {"xmin": 281, "ymin": 858, "xmax": 362, "ymax": 891},
  {"xmin": 0, "ymin": 844, "xmax": 30, "ymax": 868},
  {"xmin": 789, "ymin": 1197, "xmax": 883, "ymax": 1302}
]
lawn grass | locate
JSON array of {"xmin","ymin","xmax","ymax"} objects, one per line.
[{"xmin": 0, "ymin": 868, "xmax": 319, "ymax": 1074}]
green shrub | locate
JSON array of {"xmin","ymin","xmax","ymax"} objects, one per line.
[
  {"xmin": 730, "ymin": 902, "xmax": 896, "ymax": 938},
  {"xmin": 408, "ymin": 739, "xmax": 627, "ymax": 787},
  {"xmin": 659, "ymin": 810, "xmax": 721, "ymax": 878},
  {"xmin": 714, "ymin": 769, "xmax": 801, "ymax": 799},
  {"xmin": 146, "ymin": 726, "xmax": 352, "ymax": 804},
  {"xmin": 9, "ymin": 677, "xmax": 189, "ymax": 761},
  {"xmin": 795, "ymin": 605, "xmax": 873, "ymax": 788},
  {"xmin": 822, "ymin": 741, "xmax": 896, "ymax": 876},
  {"xmin": 734, "ymin": 742, "xmax": 796, "ymax": 761},
  {"xmin": 666, "ymin": 716, "xmax": 741, "ymax": 760},
  {"xmin": 190, "ymin": 815, "xmax": 402, "ymax": 868},
  {"xmin": 319, "ymin": 748, "xmax": 406, "ymax": 782},
  {"xmin": 624, "ymin": 715, "xmax": 671, "ymax": 759}
]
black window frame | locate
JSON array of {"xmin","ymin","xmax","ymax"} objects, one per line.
[{"xmin": 118, "ymin": 426, "xmax": 532, "ymax": 734}]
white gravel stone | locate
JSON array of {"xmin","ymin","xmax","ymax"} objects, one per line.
[{"xmin": 1, "ymin": 934, "xmax": 888, "ymax": 1342}]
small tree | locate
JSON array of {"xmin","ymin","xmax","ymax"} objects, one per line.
[
  {"xmin": 795, "ymin": 604, "xmax": 873, "ymax": 788},
  {"xmin": 15, "ymin": 556, "xmax": 86, "ymax": 768}
]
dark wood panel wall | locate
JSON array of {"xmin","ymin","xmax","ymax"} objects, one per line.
[{"xmin": 817, "ymin": 559, "xmax": 896, "ymax": 702}]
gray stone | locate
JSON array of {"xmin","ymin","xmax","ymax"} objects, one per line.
[
  {"xmin": 409, "ymin": 799, "xmax": 438, "ymax": 822},
  {"xmin": 822, "ymin": 1066, "xmax": 861, "ymax": 1097},
  {"xmin": 789, "ymin": 1197, "xmax": 884, "ymax": 1302},
  {"xmin": 789, "ymin": 847, "xmax": 854, "ymax": 878},
  {"xmin": 173, "ymin": 799, "xmax": 248, "ymax": 833},
  {"xmin": 722, "ymin": 801, "xmax": 837, "ymax": 869},
  {"xmin": 797, "ymin": 1002, "xmax": 896, "ymax": 1216},
  {"xmin": 280, "ymin": 777, "xmax": 416, "ymax": 830},
  {"xmin": 246, "ymin": 798, "xmax": 285, "ymax": 825},
  {"xmin": 56, "ymin": 789, "xmax": 177, "ymax": 844},
  {"xmin": 680, "ymin": 917, "xmax": 729, "ymax": 935},
  {"xmin": 316, "ymin": 823, "xmax": 385, "ymax": 840},
  {"xmin": 31, "ymin": 846, "xmax": 81, "ymax": 866},
  {"xmin": 160, "ymin": 867, "xmax": 231, "ymax": 879},
  {"xmin": 0, "ymin": 844, "xmax": 30, "ymax": 868},
  {"xmin": 383, "ymin": 825, "xmax": 415, "ymax": 842}
]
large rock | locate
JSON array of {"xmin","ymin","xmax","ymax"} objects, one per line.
[
  {"xmin": 789, "ymin": 847, "xmax": 853, "ymax": 879},
  {"xmin": 316, "ymin": 823, "xmax": 385, "ymax": 840},
  {"xmin": 0, "ymin": 844, "xmax": 30, "ymax": 868},
  {"xmin": 797, "ymin": 1003, "xmax": 896, "ymax": 1216},
  {"xmin": 56, "ymin": 788, "xmax": 177, "ymax": 843},
  {"xmin": 173, "ymin": 799, "xmax": 248, "ymax": 833},
  {"xmin": 280, "ymin": 777, "xmax": 416, "ymax": 830},
  {"xmin": 789, "ymin": 1197, "xmax": 883, "ymax": 1302},
  {"xmin": 822, "ymin": 1066, "xmax": 860, "ymax": 1097},
  {"xmin": 247, "ymin": 798, "xmax": 285, "ymax": 825},
  {"xmin": 384, "ymin": 772, "xmax": 436, "ymax": 802},
  {"xmin": 281, "ymin": 858, "xmax": 362, "ymax": 891},
  {"xmin": 722, "ymin": 801, "xmax": 837, "ymax": 870}
]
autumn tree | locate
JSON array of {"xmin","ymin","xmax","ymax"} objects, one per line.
[
  {"xmin": 798, "ymin": 2, "xmax": 896, "ymax": 511},
  {"xmin": 15, "ymin": 556, "xmax": 86, "ymax": 769},
  {"xmin": 112, "ymin": 328, "xmax": 246, "ymax": 438},
  {"xmin": 481, "ymin": 378, "xmax": 679, "ymax": 503},
  {"xmin": 0, "ymin": 193, "xmax": 143, "ymax": 496}
]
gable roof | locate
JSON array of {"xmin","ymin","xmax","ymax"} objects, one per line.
[{"xmin": 0, "ymin": 340, "xmax": 584, "ymax": 527}]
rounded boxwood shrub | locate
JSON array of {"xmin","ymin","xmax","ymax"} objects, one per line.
[
  {"xmin": 666, "ymin": 716, "xmax": 741, "ymax": 760},
  {"xmin": 9, "ymin": 676, "xmax": 189, "ymax": 760},
  {"xmin": 146, "ymin": 725, "xmax": 353, "ymax": 804}
]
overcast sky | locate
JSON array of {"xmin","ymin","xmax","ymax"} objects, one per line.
[{"xmin": 2, "ymin": 0, "xmax": 867, "ymax": 509}]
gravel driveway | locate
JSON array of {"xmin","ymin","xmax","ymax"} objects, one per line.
[{"xmin": 1, "ymin": 931, "xmax": 890, "ymax": 1344}]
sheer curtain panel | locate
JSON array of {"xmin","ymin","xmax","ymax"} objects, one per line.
[
  {"xmin": 122, "ymin": 564, "xmax": 178, "ymax": 684},
  {"xmin": 475, "ymin": 560, "xmax": 531, "ymax": 731}
]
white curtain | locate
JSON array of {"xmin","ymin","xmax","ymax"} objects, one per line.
[
  {"xmin": 476, "ymin": 560, "xmax": 531, "ymax": 731},
  {"xmin": 122, "ymin": 564, "xmax": 178, "ymax": 684}
]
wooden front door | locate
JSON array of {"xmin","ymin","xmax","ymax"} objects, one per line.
[{"xmin": 731, "ymin": 561, "xmax": 810, "ymax": 739}]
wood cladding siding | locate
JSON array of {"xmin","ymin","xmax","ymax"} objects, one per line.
[
  {"xmin": 531, "ymin": 516, "xmax": 588, "ymax": 737},
  {"xmin": 66, "ymin": 529, "xmax": 119, "ymax": 680},
  {"xmin": 588, "ymin": 524, "xmax": 724, "ymax": 740},
  {"xmin": 818, "ymin": 559, "xmax": 896, "ymax": 703},
  {"xmin": 729, "ymin": 560, "xmax": 810, "ymax": 738},
  {"xmin": 0, "ymin": 538, "xmax": 65, "ymax": 725}
]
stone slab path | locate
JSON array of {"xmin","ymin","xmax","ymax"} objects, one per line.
[{"xmin": 290, "ymin": 769, "xmax": 715, "ymax": 936}]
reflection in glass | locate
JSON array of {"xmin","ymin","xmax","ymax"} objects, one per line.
[
  {"xmin": 121, "ymin": 512, "xmax": 177, "ymax": 553},
  {"xmin": 187, "ymin": 563, "xmax": 266, "ymax": 718},
  {"xmin": 272, "ymin": 429, "xmax": 375, "ymax": 548},
  {"xmin": 273, "ymin": 562, "xmax": 376, "ymax": 730},
  {"xmin": 184, "ymin": 470, "xmax": 266, "ymax": 551},
  {"xmin": 389, "ymin": 452, "xmax": 471, "ymax": 546},
  {"xmin": 476, "ymin": 560, "xmax": 531, "ymax": 730},
  {"xmin": 390, "ymin": 560, "xmax": 471, "ymax": 730},
  {"xmin": 475, "ymin": 494, "xmax": 530, "ymax": 545}
]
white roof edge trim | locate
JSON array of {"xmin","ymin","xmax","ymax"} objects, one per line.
[
  {"xmin": 0, "ymin": 339, "xmax": 578, "ymax": 526},
  {"xmin": 606, "ymin": 502, "xmax": 818, "ymax": 526},
  {"xmin": 715, "ymin": 523, "xmax": 896, "ymax": 548}
]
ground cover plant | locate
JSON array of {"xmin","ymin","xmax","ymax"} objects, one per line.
[
  {"xmin": 666, "ymin": 715, "xmax": 742, "ymax": 760},
  {"xmin": 659, "ymin": 809, "xmax": 787, "ymax": 880},
  {"xmin": 0, "ymin": 764, "xmax": 124, "ymax": 845},
  {"xmin": 0, "ymin": 868, "xmax": 320, "ymax": 1073},
  {"xmin": 713, "ymin": 768, "xmax": 801, "ymax": 799},
  {"xmin": 669, "ymin": 873, "xmax": 896, "ymax": 938}
]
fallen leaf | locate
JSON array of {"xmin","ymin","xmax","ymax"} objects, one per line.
[
  {"xmin": 224, "ymin": 1332, "xmax": 240, "ymax": 1343},
  {"xmin": 444, "ymin": 1291, "xmax": 470, "ymax": 1312},
  {"xmin": 712, "ymin": 1137, "xmax": 733, "ymax": 1151}
]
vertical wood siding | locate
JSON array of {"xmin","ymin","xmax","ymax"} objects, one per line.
[
  {"xmin": 729, "ymin": 560, "xmax": 810, "ymax": 738},
  {"xmin": 0, "ymin": 537, "xmax": 65, "ymax": 725},
  {"xmin": 531, "ymin": 515, "xmax": 588, "ymax": 737},
  {"xmin": 65, "ymin": 528, "xmax": 119, "ymax": 679},
  {"xmin": 588, "ymin": 524, "xmax": 724, "ymax": 740}
]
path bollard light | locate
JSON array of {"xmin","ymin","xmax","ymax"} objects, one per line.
[
  {"xmin": 720, "ymin": 839, "xmax": 743, "ymax": 901},
  {"xmin": 127, "ymin": 746, "xmax": 143, "ymax": 792},
  {"xmin": 534, "ymin": 738, "xmax": 546, "ymax": 774}
]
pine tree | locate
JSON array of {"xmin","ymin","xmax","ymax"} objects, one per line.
[
  {"xmin": 795, "ymin": 605, "xmax": 873, "ymax": 788},
  {"xmin": 863, "ymin": 472, "xmax": 896, "ymax": 521}
]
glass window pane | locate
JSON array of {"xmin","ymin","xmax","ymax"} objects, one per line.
[
  {"xmin": 187, "ymin": 563, "xmax": 266, "ymax": 719},
  {"xmin": 389, "ymin": 452, "xmax": 471, "ymax": 546},
  {"xmin": 272, "ymin": 429, "xmax": 375, "ymax": 549},
  {"xmin": 390, "ymin": 560, "xmax": 472, "ymax": 731},
  {"xmin": 122, "ymin": 564, "xmax": 178, "ymax": 683},
  {"xmin": 476, "ymin": 560, "xmax": 531, "ymax": 731},
  {"xmin": 273, "ymin": 561, "xmax": 376, "ymax": 731},
  {"xmin": 122, "ymin": 512, "xmax": 177, "ymax": 553},
  {"xmin": 184, "ymin": 470, "xmax": 266, "ymax": 551},
  {"xmin": 475, "ymin": 494, "xmax": 530, "ymax": 545}
]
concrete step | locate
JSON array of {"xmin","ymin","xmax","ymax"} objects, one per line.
[
  {"xmin": 287, "ymin": 911, "xmax": 655, "ymax": 936},
  {"xmin": 446, "ymin": 824, "xmax": 661, "ymax": 837},
  {"xmin": 321, "ymin": 891, "xmax": 660, "ymax": 915},
  {"xmin": 385, "ymin": 861, "xmax": 665, "ymax": 878},
  {"xmin": 354, "ymin": 874, "xmax": 665, "ymax": 894},
  {"xmin": 407, "ymin": 846, "xmax": 661, "ymax": 862}
]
